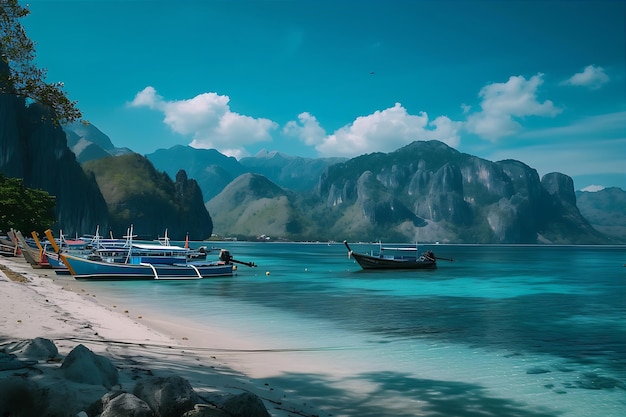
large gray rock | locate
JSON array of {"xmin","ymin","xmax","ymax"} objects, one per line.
[
  {"xmin": 0, "ymin": 378, "xmax": 47, "ymax": 417},
  {"xmin": 20, "ymin": 337, "xmax": 59, "ymax": 360},
  {"xmin": 100, "ymin": 392, "xmax": 155, "ymax": 417},
  {"xmin": 134, "ymin": 375, "xmax": 199, "ymax": 417},
  {"xmin": 60, "ymin": 344, "xmax": 119, "ymax": 388},
  {"xmin": 222, "ymin": 392, "xmax": 271, "ymax": 417}
]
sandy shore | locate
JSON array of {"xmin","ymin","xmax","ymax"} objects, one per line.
[{"xmin": 0, "ymin": 255, "xmax": 327, "ymax": 417}]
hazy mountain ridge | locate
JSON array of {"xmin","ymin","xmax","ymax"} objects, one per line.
[
  {"xmin": 239, "ymin": 150, "xmax": 346, "ymax": 192},
  {"xmin": 576, "ymin": 187, "xmax": 626, "ymax": 243},
  {"xmin": 64, "ymin": 122, "xmax": 133, "ymax": 163},
  {"xmin": 145, "ymin": 145, "xmax": 246, "ymax": 201}
]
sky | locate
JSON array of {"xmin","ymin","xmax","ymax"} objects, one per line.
[{"xmin": 20, "ymin": 0, "xmax": 626, "ymax": 191}]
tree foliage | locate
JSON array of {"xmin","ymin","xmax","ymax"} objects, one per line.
[
  {"xmin": 0, "ymin": 173, "xmax": 56, "ymax": 233},
  {"xmin": 0, "ymin": 0, "xmax": 81, "ymax": 123}
]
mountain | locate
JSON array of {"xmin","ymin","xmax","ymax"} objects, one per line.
[
  {"xmin": 146, "ymin": 146, "xmax": 343, "ymax": 201},
  {"xmin": 202, "ymin": 141, "xmax": 609, "ymax": 243},
  {"xmin": 239, "ymin": 150, "xmax": 346, "ymax": 191},
  {"xmin": 0, "ymin": 60, "xmax": 108, "ymax": 236},
  {"xmin": 313, "ymin": 141, "xmax": 607, "ymax": 243},
  {"xmin": 82, "ymin": 153, "xmax": 213, "ymax": 240},
  {"xmin": 146, "ymin": 145, "xmax": 246, "ymax": 201},
  {"xmin": 205, "ymin": 173, "xmax": 313, "ymax": 240},
  {"xmin": 63, "ymin": 122, "xmax": 133, "ymax": 163},
  {"xmin": 576, "ymin": 187, "xmax": 626, "ymax": 243}
]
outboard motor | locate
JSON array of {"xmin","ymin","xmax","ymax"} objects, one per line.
[{"xmin": 219, "ymin": 249, "xmax": 232, "ymax": 264}]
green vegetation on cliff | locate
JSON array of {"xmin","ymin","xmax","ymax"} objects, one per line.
[{"xmin": 83, "ymin": 154, "xmax": 213, "ymax": 240}]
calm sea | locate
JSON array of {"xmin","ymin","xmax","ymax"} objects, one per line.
[{"xmin": 75, "ymin": 243, "xmax": 626, "ymax": 417}]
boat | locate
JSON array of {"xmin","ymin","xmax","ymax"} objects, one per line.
[
  {"xmin": 0, "ymin": 230, "xmax": 20, "ymax": 257},
  {"xmin": 44, "ymin": 229, "xmax": 255, "ymax": 280},
  {"xmin": 343, "ymin": 240, "xmax": 452, "ymax": 270},
  {"xmin": 14, "ymin": 231, "xmax": 52, "ymax": 269},
  {"xmin": 57, "ymin": 252, "xmax": 234, "ymax": 280}
]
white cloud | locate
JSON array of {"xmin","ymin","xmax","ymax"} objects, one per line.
[
  {"xmin": 465, "ymin": 74, "xmax": 561, "ymax": 141},
  {"xmin": 285, "ymin": 103, "xmax": 461, "ymax": 158},
  {"xmin": 283, "ymin": 112, "xmax": 326, "ymax": 146},
  {"xmin": 581, "ymin": 185, "xmax": 606, "ymax": 192},
  {"xmin": 562, "ymin": 65, "xmax": 610, "ymax": 89},
  {"xmin": 129, "ymin": 87, "xmax": 277, "ymax": 155},
  {"xmin": 129, "ymin": 86, "xmax": 163, "ymax": 109}
]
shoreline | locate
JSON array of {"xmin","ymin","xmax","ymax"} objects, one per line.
[{"xmin": 0, "ymin": 255, "xmax": 328, "ymax": 417}]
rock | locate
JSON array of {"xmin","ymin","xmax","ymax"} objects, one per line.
[
  {"xmin": 60, "ymin": 344, "xmax": 119, "ymax": 388},
  {"xmin": 100, "ymin": 392, "xmax": 154, "ymax": 417},
  {"xmin": 21, "ymin": 337, "xmax": 59, "ymax": 360},
  {"xmin": 222, "ymin": 392, "xmax": 271, "ymax": 417},
  {"xmin": 542, "ymin": 172, "xmax": 576, "ymax": 206},
  {"xmin": 0, "ymin": 351, "xmax": 37, "ymax": 370},
  {"xmin": 134, "ymin": 375, "xmax": 199, "ymax": 417},
  {"xmin": 0, "ymin": 377, "xmax": 48, "ymax": 417},
  {"xmin": 182, "ymin": 404, "xmax": 231, "ymax": 417}
]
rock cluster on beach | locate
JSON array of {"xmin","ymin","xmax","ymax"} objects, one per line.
[{"xmin": 0, "ymin": 338, "xmax": 271, "ymax": 417}]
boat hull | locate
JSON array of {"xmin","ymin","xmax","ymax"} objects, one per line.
[
  {"xmin": 350, "ymin": 252, "xmax": 437, "ymax": 270},
  {"xmin": 60, "ymin": 253, "xmax": 233, "ymax": 280}
]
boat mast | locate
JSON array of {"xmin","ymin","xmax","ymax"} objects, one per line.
[{"xmin": 123, "ymin": 225, "xmax": 135, "ymax": 264}]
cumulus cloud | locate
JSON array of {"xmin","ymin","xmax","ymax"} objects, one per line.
[
  {"xmin": 285, "ymin": 103, "xmax": 461, "ymax": 158},
  {"xmin": 562, "ymin": 65, "xmax": 609, "ymax": 89},
  {"xmin": 283, "ymin": 112, "xmax": 326, "ymax": 146},
  {"xmin": 465, "ymin": 74, "xmax": 561, "ymax": 141},
  {"xmin": 129, "ymin": 87, "xmax": 277, "ymax": 157}
]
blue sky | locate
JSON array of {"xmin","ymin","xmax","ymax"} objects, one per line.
[{"xmin": 22, "ymin": 0, "xmax": 625, "ymax": 191}]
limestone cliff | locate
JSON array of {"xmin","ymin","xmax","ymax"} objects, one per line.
[
  {"xmin": 316, "ymin": 140, "xmax": 608, "ymax": 243},
  {"xmin": 82, "ymin": 154, "xmax": 213, "ymax": 240},
  {"xmin": 0, "ymin": 60, "xmax": 108, "ymax": 235}
]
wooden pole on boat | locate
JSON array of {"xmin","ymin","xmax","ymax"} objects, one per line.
[
  {"xmin": 343, "ymin": 241, "xmax": 353, "ymax": 258},
  {"xmin": 44, "ymin": 229, "xmax": 74, "ymax": 274},
  {"xmin": 435, "ymin": 255, "xmax": 454, "ymax": 262},
  {"xmin": 44, "ymin": 229, "xmax": 60, "ymax": 254},
  {"xmin": 31, "ymin": 231, "xmax": 47, "ymax": 264}
]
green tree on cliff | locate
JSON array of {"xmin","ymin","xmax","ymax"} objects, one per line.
[
  {"xmin": 0, "ymin": 0, "xmax": 81, "ymax": 123},
  {"xmin": 0, "ymin": 173, "xmax": 56, "ymax": 233}
]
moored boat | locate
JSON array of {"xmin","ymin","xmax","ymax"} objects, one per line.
[
  {"xmin": 44, "ymin": 229, "xmax": 255, "ymax": 280},
  {"xmin": 58, "ymin": 251, "xmax": 234, "ymax": 280},
  {"xmin": 343, "ymin": 241, "xmax": 452, "ymax": 270}
]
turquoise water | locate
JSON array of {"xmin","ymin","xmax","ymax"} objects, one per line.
[{"xmin": 78, "ymin": 243, "xmax": 626, "ymax": 417}]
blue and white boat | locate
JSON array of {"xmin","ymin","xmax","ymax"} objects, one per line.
[
  {"xmin": 44, "ymin": 229, "xmax": 252, "ymax": 280},
  {"xmin": 58, "ymin": 251, "xmax": 234, "ymax": 280}
]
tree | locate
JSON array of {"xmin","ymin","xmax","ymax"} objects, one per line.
[
  {"xmin": 0, "ymin": 0, "xmax": 81, "ymax": 124},
  {"xmin": 0, "ymin": 173, "xmax": 56, "ymax": 233}
]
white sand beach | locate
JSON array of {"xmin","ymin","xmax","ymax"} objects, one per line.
[{"xmin": 0, "ymin": 255, "xmax": 328, "ymax": 417}]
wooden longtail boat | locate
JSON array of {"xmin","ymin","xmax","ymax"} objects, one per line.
[{"xmin": 343, "ymin": 241, "xmax": 452, "ymax": 270}]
